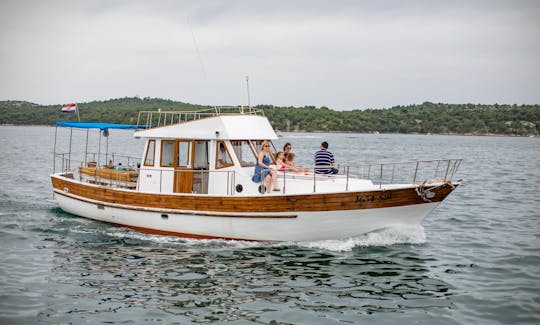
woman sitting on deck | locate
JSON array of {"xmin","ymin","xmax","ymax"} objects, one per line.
[{"xmin": 252, "ymin": 140, "xmax": 278, "ymax": 192}]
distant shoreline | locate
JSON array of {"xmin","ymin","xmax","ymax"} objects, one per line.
[
  {"xmin": 1, "ymin": 98, "xmax": 538, "ymax": 137},
  {"xmin": 1, "ymin": 123, "xmax": 536, "ymax": 138}
]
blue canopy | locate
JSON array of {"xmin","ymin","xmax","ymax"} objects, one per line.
[{"xmin": 56, "ymin": 121, "xmax": 141, "ymax": 131}]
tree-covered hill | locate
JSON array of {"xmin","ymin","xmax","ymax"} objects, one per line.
[
  {"xmin": 0, "ymin": 97, "xmax": 538, "ymax": 136},
  {"xmin": 0, "ymin": 98, "xmax": 208, "ymax": 126},
  {"xmin": 262, "ymin": 102, "xmax": 539, "ymax": 136}
]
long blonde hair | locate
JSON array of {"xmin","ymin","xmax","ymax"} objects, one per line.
[{"xmin": 261, "ymin": 140, "xmax": 270, "ymax": 152}]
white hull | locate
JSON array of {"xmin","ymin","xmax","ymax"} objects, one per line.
[{"xmin": 54, "ymin": 191, "xmax": 440, "ymax": 241}]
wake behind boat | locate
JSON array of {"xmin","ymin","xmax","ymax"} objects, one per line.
[{"xmin": 50, "ymin": 107, "xmax": 462, "ymax": 241}]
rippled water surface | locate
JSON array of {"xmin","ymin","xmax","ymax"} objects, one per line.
[{"xmin": 1, "ymin": 126, "xmax": 539, "ymax": 324}]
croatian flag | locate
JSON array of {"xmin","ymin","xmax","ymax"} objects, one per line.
[{"xmin": 61, "ymin": 103, "xmax": 77, "ymax": 113}]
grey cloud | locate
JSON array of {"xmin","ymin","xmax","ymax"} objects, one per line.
[{"xmin": 0, "ymin": 0, "xmax": 539, "ymax": 109}]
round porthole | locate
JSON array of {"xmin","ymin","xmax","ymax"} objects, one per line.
[
  {"xmin": 258, "ymin": 185, "xmax": 266, "ymax": 194},
  {"xmin": 63, "ymin": 187, "xmax": 69, "ymax": 193},
  {"xmin": 235, "ymin": 184, "xmax": 243, "ymax": 193}
]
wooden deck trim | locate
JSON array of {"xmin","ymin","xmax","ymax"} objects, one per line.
[{"xmin": 52, "ymin": 174, "xmax": 457, "ymax": 213}]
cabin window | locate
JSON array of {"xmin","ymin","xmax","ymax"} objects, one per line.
[
  {"xmin": 177, "ymin": 141, "xmax": 191, "ymax": 167},
  {"xmin": 231, "ymin": 140, "xmax": 256, "ymax": 167},
  {"xmin": 161, "ymin": 140, "xmax": 175, "ymax": 167},
  {"xmin": 193, "ymin": 141, "xmax": 209, "ymax": 169},
  {"xmin": 250, "ymin": 140, "xmax": 275, "ymax": 163},
  {"xmin": 144, "ymin": 140, "xmax": 155, "ymax": 166},
  {"xmin": 215, "ymin": 141, "xmax": 234, "ymax": 169}
]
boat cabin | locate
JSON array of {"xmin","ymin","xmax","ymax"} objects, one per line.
[{"xmin": 134, "ymin": 113, "xmax": 278, "ymax": 195}]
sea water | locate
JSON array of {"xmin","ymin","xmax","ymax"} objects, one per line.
[{"xmin": 0, "ymin": 126, "xmax": 539, "ymax": 324}]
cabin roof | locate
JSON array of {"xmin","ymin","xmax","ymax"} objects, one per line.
[{"xmin": 133, "ymin": 114, "xmax": 278, "ymax": 140}]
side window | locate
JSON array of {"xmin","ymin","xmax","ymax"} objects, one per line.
[
  {"xmin": 177, "ymin": 141, "xmax": 191, "ymax": 167},
  {"xmin": 144, "ymin": 140, "xmax": 155, "ymax": 166},
  {"xmin": 251, "ymin": 140, "xmax": 263, "ymax": 155},
  {"xmin": 250, "ymin": 140, "xmax": 275, "ymax": 164},
  {"xmin": 216, "ymin": 141, "xmax": 233, "ymax": 169},
  {"xmin": 161, "ymin": 140, "xmax": 175, "ymax": 167},
  {"xmin": 231, "ymin": 140, "xmax": 256, "ymax": 167}
]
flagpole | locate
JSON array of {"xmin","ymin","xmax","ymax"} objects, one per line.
[{"xmin": 76, "ymin": 105, "xmax": 81, "ymax": 121}]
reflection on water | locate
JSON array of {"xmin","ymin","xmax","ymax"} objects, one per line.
[{"xmin": 36, "ymin": 221, "xmax": 453, "ymax": 323}]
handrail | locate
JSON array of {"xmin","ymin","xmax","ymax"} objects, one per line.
[
  {"xmin": 262, "ymin": 158, "xmax": 463, "ymax": 194},
  {"xmin": 136, "ymin": 106, "xmax": 265, "ymax": 129},
  {"xmin": 53, "ymin": 152, "xmax": 140, "ymax": 174},
  {"xmin": 55, "ymin": 157, "xmax": 462, "ymax": 196},
  {"xmin": 53, "ymin": 152, "xmax": 140, "ymax": 172},
  {"xmin": 337, "ymin": 159, "xmax": 463, "ymax": 185}
]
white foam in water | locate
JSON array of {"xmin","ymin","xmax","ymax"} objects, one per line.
[
  {"xmin": 106, "ymin": 230, "xmax": 187, "ymax": 244},
  {"xmin": 103, "ymin": 226, "xmax": 426, "ymax": 252},
  {"xmin": 296, "ymin": 226, "xmax": 427, "ymax": 252}
]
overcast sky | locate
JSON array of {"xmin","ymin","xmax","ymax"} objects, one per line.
[{"xmin": 1, "ymin": 0, "xmax": 539, "ymax": 109}]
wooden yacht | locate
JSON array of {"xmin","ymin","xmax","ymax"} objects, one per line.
[{"xmin": 50, "ymin": 107, "xmax": 462, "ymax": 241}]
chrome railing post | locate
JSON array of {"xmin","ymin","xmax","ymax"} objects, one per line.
[
  {"xmin": 313, "ymin": 167, "xmax": 317, "ymax": 192},
  {"xmin": 434, "ymin": 160, "xmax": 441, "ymax": 178},
  {"xmin": 379, "ymin": 163, "xmax": 383, "ymax": 188},
  {"xmin": 346, "ymin": 165, "xmax": 350, "ymax": 191},
  {"xmin": 412, "ymin": 161, "xmax": 420, "ymax": 184},
  {"xmin": 443, "ymin": 159, "xmax": 451, "ymax": 180},
  {"xmin": 451, "ymin": 159, "xmax": 462, "ymax": 181},
  {"xmin": 283, "ymin": 168, "xmax": 286, "ymax": 194}
]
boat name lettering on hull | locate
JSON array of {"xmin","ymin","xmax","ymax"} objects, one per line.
[{"xmin": 355, "ymin": 192, "xmax": 392, "ymax": 204}]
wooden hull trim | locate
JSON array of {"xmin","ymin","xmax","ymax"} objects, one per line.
[{"xmin": 53, "ymin": 189, "xmax": 298, "ymax": 219}]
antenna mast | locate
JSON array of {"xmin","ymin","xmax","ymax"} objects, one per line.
[{"xmin": 245, "ymin": 76, "xmax": 251, "ymax": 112}]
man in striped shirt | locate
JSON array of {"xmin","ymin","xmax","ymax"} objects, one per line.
[{"xmin": 314, "ymin": 141, "xmax": 338, "ymax": 174}]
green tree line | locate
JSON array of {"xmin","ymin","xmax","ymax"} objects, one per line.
[{"xmin": 1, "ymin": 97, "xmax": 538, "ymax": 136}]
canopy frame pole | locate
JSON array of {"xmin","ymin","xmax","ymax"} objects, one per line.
[
  {"xmin": 53, "ymin": 126, "xmax": 58, "ymax": 173},
  {"xmin": 84, "ymin": 129, "xmax": 89, "ymax": 167},
  {"xmin": 106, "ymin": 131, "xmax": 109, "ymax": 166},
  {"xmin": 98, "ymin": 129, "xmax": 102, "ymax": 169},
  {"xmin": 67, "ymin": 127, "xmax": 73, "ymax": 172}
]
